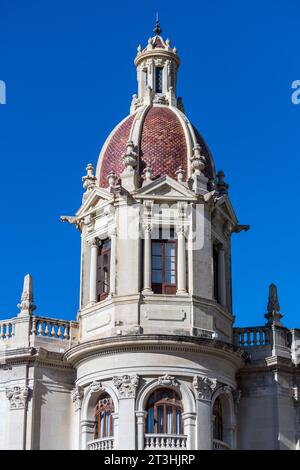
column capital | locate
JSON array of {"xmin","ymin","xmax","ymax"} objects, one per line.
[
  {"xmin": 6, "ymin": 385, "xmax": 30, "ymax": 410},
  {"xmin": 71, "ymin": 386, "xmax": 84, "ymax": 411},
  {"xmin": 88, "ymin": 237, "xmax": 100, "ymax": 248},
  {"xmin": 193, "ymin": 376, "xmax": 217, "ymax": 402},
  {"xmin": 175, "ymin": 224, "xmax": 187, "ymax": 237},
  {"xmin": 113, "ymin": 374, "xmax": 140, "ymax": 399},
  {"xmin": 143, "ymin": 222, "xmax": 153, "ymax": 235}
]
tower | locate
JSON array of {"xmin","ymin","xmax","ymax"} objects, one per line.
[{"xmin": 63, "ymin": 20, "xmax": 247, "ymax": 450}]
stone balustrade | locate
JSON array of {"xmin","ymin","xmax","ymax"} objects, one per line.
[
  {"xmin": 88, "ymin": 437, "xmax": 114, "ymax": 450},
  {"xmin": 144, "ymin": 434, "xmax": 187, "ymax": 449},
  {"xmin": 0, "ymin": 321, "xmax": 15, "ymax": 340},
  {"xmin": 31, "ymin": 316, "xmax": 72, "ymax": 340},
  {"xmin": 233, "ymin": 326, "xmax": 271, "ymax": 348},
  {"xmin": 212, "ymin": 439, "xmax": 230, "ymax": 450}
]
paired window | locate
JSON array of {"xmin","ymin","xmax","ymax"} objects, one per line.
[
  {"xmin": 146, "ymin": 389, "xmax": 183, "ymax": 435},
  {"xmin": 94, "ymin": 394, "xmax": 114, "ymax": 439},
  {"xmin": 151, "ymin": 229, "xmax": 177, "ymax": 294},
  {"xmin": 155, "ymin": 67, "xmax": 163, "ymax": 94},
  {"xmin": 213, "ymin": 397, "xmax": 223, "ymax": 441},
  {"xmin": 97, "ymin": 239, "xmax": 111, "ymax": 301}
]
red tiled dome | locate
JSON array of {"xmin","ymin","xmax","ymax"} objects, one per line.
[{"xmin": 97, "ymin": 106, "xmax": 214, "ymax": 188}]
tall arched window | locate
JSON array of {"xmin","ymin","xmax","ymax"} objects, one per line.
[
  {"xmin": 146, "ymin": 389, "xmax": 183, "ymax": 435},
  {"xmin": 94, "ymin": 393, "xmax": 114, "ymax": 439},
  {"xmin": 97, "ymin": 239, "xmax": 111, "ymax": 301},
  {"xmin": 213, "ymin": 397, "xmax": 223, "ymax": 441}
]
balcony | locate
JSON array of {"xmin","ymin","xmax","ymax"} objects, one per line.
[
  {"xmin": 88, "ymin": 437, "xmax": 114, "ymax": 450},
  {"xmin": 212, "ymin": 439, "xmax": 230, "ymax": 450},
  {"xmin": 144, "ymin": 434, "xmax": 187, "ymax": 449}
]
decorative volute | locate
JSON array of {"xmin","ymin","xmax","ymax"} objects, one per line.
[{"xmin": 132, "ymin": 18, "xmax": 181, "ymax": 112}]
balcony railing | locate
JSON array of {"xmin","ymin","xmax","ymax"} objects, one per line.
[
  {"xmin": 213, "ymin": 439, "xmax": 231, "ymax": 450},
  {"xmin": 0, "ymin": 321, "xmax": 15, "ymax": 340},
  {"xmin": 145, "ymin": 434, "xmax": 187, "ymax": 449},
  {"xmin": 233, "ymin": 326, "xmax": 271, "ymax": 348},
  {"xmin": 88, "ymin": 437, "xmax": 114, "ymax": 450}
]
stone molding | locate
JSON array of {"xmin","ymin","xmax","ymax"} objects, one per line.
[
  {"xmin": 5, "ymin": 385, "xmax": 30, "ymax": 410},
  {"xmin": 113, "ymin": 374, "xmax": 139, "ymax": 399}
]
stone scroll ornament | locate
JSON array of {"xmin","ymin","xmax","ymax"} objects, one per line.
[
  {"xmin": 6, "ymin": 386, "xmax": 30, "ymax": 410},
  {"xmin": 193, "ymin": 376, "xmax": 217, "ymax": 401},
  {"xmin": 113, "ymin": 375, "xmax": 139, "ymax": 399}
]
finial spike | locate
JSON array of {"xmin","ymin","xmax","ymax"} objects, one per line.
[
  {"xmin": 264, "ymin": 283, "xmax": 283, "ymax": 325},
  {"xmin": 17, "ymin": 274, "xmax": 36, "ymax": 316},
  {"xmin": 154, "ymin": 13, "xmax": 162, "ymax": 36}
]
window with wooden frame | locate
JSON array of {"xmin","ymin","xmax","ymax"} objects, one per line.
[
  {"xmin": 151, "ymin": 228, "xmax": 177, "ymax": 294},
  {"xmin": 146, "ymin": 389, "xmax": 183, "ymax": 435},
  {"xmin": 155, "ymin": 66, "xmax": 163, "ymax": 94},
  {"xmin": 97, "ymin": 238, "xmax": 111, "ymax": 301},
  {"xmin": 94, "ymin": 393, "xmax": 115, "ymax": 439},
  {"xmin": 213, "ymin": 397, "xmax": 223, "ymax": 441}
]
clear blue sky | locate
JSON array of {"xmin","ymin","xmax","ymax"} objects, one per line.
[{"xmin": 0, "ymin": 0, "xmax": 299, "ymax": 327}]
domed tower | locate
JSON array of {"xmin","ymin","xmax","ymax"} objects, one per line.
[{"xmin": 63, "ymin": 21, "xmax": 248, "ymax": 450}]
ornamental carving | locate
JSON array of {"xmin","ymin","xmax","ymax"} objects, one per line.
[
  {"xmin": 193, "ymin": 376, "xmax": 217, "ymax": 401},
  {"xmin": 157, "ymin": 374, "xmax": 179, "ymax": 388},
  {"xmin": 6, "ymin": 386, "xmax": 30, "ymax": 410},
  {"xmin": 90, "ymin": 381, "xmax": 104, "ymax": 394},
  {"xmin": 71, "ymin": 386, "xmax": 83, "ymax": 411},
  {"xmin": 113, "ymin": 375, "xmax": 139, "ymax": 399}
]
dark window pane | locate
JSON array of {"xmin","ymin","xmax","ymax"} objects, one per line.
[
  {"xmin": 157, "ymin": 406, "xmax": 164, "ymax": 433},
  {"xmin": 152, "ymin": 256, "xmax": 162, "ymax": 269},
  {"xmin": 155, "ymin": 67, "xmax": 163, "ymax": 93},
  {"xmin": 147, "ymin": 407, "xmax": 154, "ymax": 433},
  {"xmin": 152, "ymin": 270, "xmax": 162, "ymax": 283},
  {"xmin": 152, "ymin": 242, "xmax": 162, "ymax": 256}
]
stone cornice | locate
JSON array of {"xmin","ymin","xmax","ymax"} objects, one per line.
[
  {"xmin": 63, "ymin": 334, "xmax": 246, "ymax": 369},
  {"xmin": 0, "ymin": 347, "xmax": 74, "ymax": 371}
]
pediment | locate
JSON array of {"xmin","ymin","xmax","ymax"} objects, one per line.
[
  {"xmin": 215, "ymin": 195, "xmax": 238, "ymax": 224},
  {"xmin": 136, "ymin": 176, "xmax": 197, "ymax": 201},
  {"xmin": 76, "ymin": 187, "xmax": 114, "ymax": 217}
]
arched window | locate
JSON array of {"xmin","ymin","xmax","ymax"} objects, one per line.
[
  {"xmin": 97, "ymin": 239, "xmax": 111, "ymax": 301},
  {"xmin": 94, "ymin": 393, "xmax": 114, "ymax": 439},
  {"xmin": 213, "ymin": 397, "xmax": 223, "ymax": 441},
  {"xmin": 146, "ymin": 389, "xmax": 183, "ymax": 435}
]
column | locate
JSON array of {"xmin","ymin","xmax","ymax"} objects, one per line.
[
  {"xmin": 218, "ymin": 248, "xmax": 226, "ymax": 307},
  {"xmin": 5, "ymin": 384, "xmax": 29, "ymax": 450},
  {"xmin": 109, "ymin": 229, "xmax": 117, "ymax": 295},
  {"xmin": 113, "ymin": 375, "xmax": 139, "ymax": 450},
  {"xmin": 182, "ymin": 412, "xmax": 197, "ymax": 450},
  {"xmin": 71, "ymin": 386, "xmax": 83, "ymax": 450},
  {"xmin": 136, "ymin": 411, "xmax": 146, "ymax": 450},
  {"xmin": 89, "ymin": 239, "xmax": 99, "ymax": 304},
  {"xmin": 193, "ymin": 376, "xmax": 217, "ymax": 450},
  {"xmin": 80, "ymin": 420, "xmax": 95, "ymax": 450},
  {"xmin": 143, "ymin": 224, "xmax": 152, "ymax": 293},
  {"xmin": 176, "ymin": 226, "xmax": 187, "ymax": 294}
]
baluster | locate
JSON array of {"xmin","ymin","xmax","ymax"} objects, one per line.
[
  {"xmin": 57, "ymin": 323, "xmax": 62, "ymax": 339},
  {"xmin": 3, "ymin": 323, "xmax": 8, "ymax": 339},
  {"xmin": 246, "ymin": 329, "xmax": 251, "ymax": 346},
  {"xmin": 253, "ymin": 329, "xmax": 257, "ymax": 346},
  {"xmin": 64, "ymin": 324, "xmax": 70, "ymax": 340},
  {"xmin": 11, "ymin": 322, "xmax": 15, "ymax": 337},
  {"xmin": 31, "ymin": 317, "xmax": 37, "ymax": 335},
  {"xmin": 37, "ymin": 321, "xmax": 42, "ymax": 336},
  {"xmin": 259, "ymin": 328, "xmax": 264, "ymax": 345},
  {"xmin": 240, "ymin": 330, "xmax": 245, "ymax": 347},
  {"xmin": 44, "ymin": 321, "xmax": 49, "ymax": 336},
  {"xmin": 50, "ymin": 322, "xmax": 56, "ymax": 337}
]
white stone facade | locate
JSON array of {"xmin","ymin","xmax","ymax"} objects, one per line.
[{"xmin": 0, "ymin": 23, "xmax": 299, "ymax": 450}]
